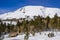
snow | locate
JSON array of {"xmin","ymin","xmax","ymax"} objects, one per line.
[
  {"xmin": 3, "ymin": 34, "xmax": 25, "ymax": 40},
  {"xmin": 3, "ymin": 31, "xmax": 60, "ymax": 40},
  {"xmin": 2, "ymin": 21, "xmax": 17, "ymax": 25},
  {"xmin": 0, "ymin": 5, "xmax": 60, "ymax": 40},
  {"xmin": 0, "ymin": 6, "xmax": 60, "ymax": 19}
]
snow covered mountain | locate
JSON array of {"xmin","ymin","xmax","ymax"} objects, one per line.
[{"xmin": 0, "ymin": 6, "xmax": 60, "ymax": 19}]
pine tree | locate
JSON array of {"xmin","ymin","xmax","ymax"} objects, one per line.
[
  {"xmin": 24, "ymin": 20, "xmax": 29, "ymax": 40},
  {"xmin": 16, "ymin": 20, "xmax": 21, "ymax": 26},
  {"xmin": 57, "ymin": 17, "xmax": 60, "ymax": 30},
  {"xmin": 53, "ymin": 14, "xmax": 58, "ymax": 29},
  {"xmin": 45, "ymin": 16, "xmax": 50, "ymax": 31},
  {"xmin": 7, "ymin": 23, "xmax": 11, "ymax": 32}
]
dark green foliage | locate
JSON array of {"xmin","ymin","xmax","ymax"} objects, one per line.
[
  {"xmin": 7, "ymin": 23, "xmax": 15, "ymax": 32},
  {"xmin": 16, "ymin": 21, "xmax": 21, "ymax": 26},
  {"xmin": 52, "ymin": 14, "xmax": 58, "ymax": 29},
  {"xmin": 48, "ymin": 33, "xmax": 54, "ymax": 37},
  {"xmin": 45, "ymin": 16, "xmax": 50, "ymax": 31},
  {"xmin": 0, "ymin": 21, "xmax": 6, "ymax": 32},
  {"xmin": 0, "ymin": 13, "xmax": 60, "ymax": 39}
]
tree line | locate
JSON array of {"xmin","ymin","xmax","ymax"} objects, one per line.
[{"xmin": 0, "ymin": 14, "xmax": 60, "ymax": 35}]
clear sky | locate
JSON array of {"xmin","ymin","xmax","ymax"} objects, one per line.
[{"xmin": 0, "ymin": 0, "xmax": 60, "ymax": 14}]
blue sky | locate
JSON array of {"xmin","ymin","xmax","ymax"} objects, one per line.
[{"xmin": 0, "ymin": 0, "xmax": 60, "ymax": 14}]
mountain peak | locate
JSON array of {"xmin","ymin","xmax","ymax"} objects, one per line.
[{"xmin": 0, "ymin": 5, "xmax": 60, "ymax": 19}]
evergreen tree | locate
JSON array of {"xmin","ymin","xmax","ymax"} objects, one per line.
[
  {"xmin": 45, "ymin": 16, "xmax": 50, "ymax": 31},
  {"xmin": 57, "ymin": 17, "xmax": 60, "ymax": 30},
  {"xmin": 16, "ymin": 20, "xmax": 21, "ymax": 26},
  {"xmin": 53, "ymin": 14, "xmax": 58, "ymax": 29},
  {"xmin": 23, "ymin": 20, "xmax": 29, "ymax": 40},
  {"xmin": 34, "ymin": 15, "xmax": 45, "ymax": 32}
]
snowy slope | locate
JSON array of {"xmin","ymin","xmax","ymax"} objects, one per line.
[
  {"xmin": 0, "ymin": 6, "xmax": 60, "ymax": 19},
  {"xmin": 3, "ymin": 31, "xmax": 60, "ymax": 40}
]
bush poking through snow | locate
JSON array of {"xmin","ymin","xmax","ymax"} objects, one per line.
[
  {"xmin": 32, "ymin": 31, "xmax": 35, "ymax": 36},
  {"xmin": 24, "ymin": 32, "xmax": 29, "ymax": 40},
  {"xmin": 48, "ymin": 33, "xmax": 54, "ymax": 37},
  {"xmin": 24, "ymin": 36, "xmax": 29, "ymax": 40}
]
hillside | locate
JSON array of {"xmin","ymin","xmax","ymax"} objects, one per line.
[{"xmin": 0, "ymin": 6, "xmax": 60, "ymax": 19}]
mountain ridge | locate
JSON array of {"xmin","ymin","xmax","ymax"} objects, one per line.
[{"xmin": 0, "ymin": 5, "xmax": 60, "ymax": 20}]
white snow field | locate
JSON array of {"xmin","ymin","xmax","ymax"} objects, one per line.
[
  {"xmin": 3, "ymin": 31, "xmax": 60, "ymax": 40},
  {"xmin": 0, "ymin": 6, "xmax": 60, "ymax": 20}
]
